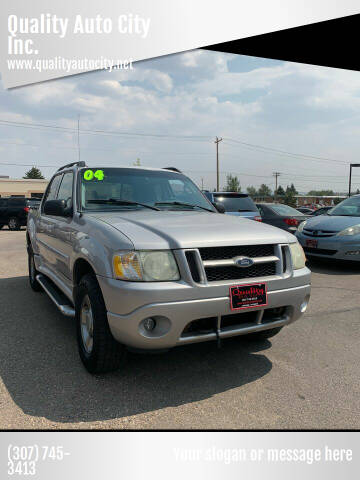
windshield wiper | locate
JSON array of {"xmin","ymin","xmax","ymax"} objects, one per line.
[
  {"xmin": 87, "ymin": 199, "xmax": 160, "ymax": 211},
  {"xmin": 155, "ymin": 201, "xmax": 214, "ymax": 212}
]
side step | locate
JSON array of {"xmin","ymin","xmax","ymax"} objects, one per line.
[{"xmin": 36, "ymin": 274, "xmax": 75, "ymax": 317}]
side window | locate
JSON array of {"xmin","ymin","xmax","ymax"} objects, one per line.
[
  {"xmin": 42, "ymin": 175, "xmax": 62, "ymax": 211},
  {"xmin": 57, "ymin": 172, "xmax": 74, "ymax": 209}
]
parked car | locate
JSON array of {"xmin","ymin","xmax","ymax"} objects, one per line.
[
  {"xmin": 311, "ymin": 206, "xmax": 332, "ymax": 216},
  {"xmin": 203, "ymin": 191, "xmax": 261, "ymax": 221},
  {"xmin": 0, "ymin": 197, "xmax": 40, "ymax": 230},
  {"xmin": 256, "ymin": 203, "xmax": 309, "ymax": 233},
  {"xmin": 27, "ymin": 162, "xmax": 311, "ymax": 373},
  {"xmin": 296, "ymin": 207, "xmax": 314, "ymax": 215},
  {"xmin": 296, "ymin": 194, "xmax": 360, "ymax": 261}
]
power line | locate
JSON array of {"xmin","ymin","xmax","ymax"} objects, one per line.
[
  {"xmin": 223, "ymin": 138, "xmax": 349, "ymax": 165},
  {"xmin": 0, "ymin": 118, "xmax": 351, "ymax": 165}
]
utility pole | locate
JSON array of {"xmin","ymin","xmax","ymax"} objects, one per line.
[
  {"xmin": 77, "ymin": 114, "xmax": 81, "ymax": 161},
  {"xmin": 201, "ymin": 177, "xmax": 204, "ymax": 190},
  {"xmin": 214, "ymin": 137, "xmax": 223, "ymax": 191},
  {"xmin": 348, "ymin": 164, "xmax": 360, "ymax": 197},
  {"xmin": 273, "ymin": 171, "xmax": 281, "ymax": 201}
]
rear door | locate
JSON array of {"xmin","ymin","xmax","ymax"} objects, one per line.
[
  {"xmin": 0, "ymin": 198, "xmax": 8, "ymax": 225},
  {"xmin": 51, "ymin": 171, "xmax": 76, "ymax": 282},
  {"xmin": 37, "ymin": 174, "xmax": 63, "ymax": 274}
]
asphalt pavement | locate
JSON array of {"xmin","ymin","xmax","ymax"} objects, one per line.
[{"xmin": 0, "ymin": 230, "xmax": 359, "ymax": 429}]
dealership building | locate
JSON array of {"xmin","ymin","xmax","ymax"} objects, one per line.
[{"xmin": 0, "ymin": 177, "xmax": 48, "ymax": 198}]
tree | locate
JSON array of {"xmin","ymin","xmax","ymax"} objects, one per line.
[
  {"xmin": 23, "ymin": 167, "xmax": 44, "ymax": 179},
  {"xmin": 275, "ymin": 185, "xmax": 285, "ymax": 196},
  {"xmin": 133, "ymin": 158, "xmax": 141, "ymax": 166},
  {"xmin": 286, "ymin": 183, "xmax": 298, "ymax": 195},
  {"xmin": 283, "ymin": 191, "xmax": 296, "ymax": 207},
  {"xmin": 307, "ymin": 189, "xmax": 334, "ymax": 196},
  {"xmin": 257, "ymin": 184, "xmax": 272, "ymax": 197},
  {"xmin": 224, "ymin": 174, "xmax": 241, "ymax": 192},
  {"xmin": 246, "ymin": 186, "xmax": 257, "ymax": 196}
]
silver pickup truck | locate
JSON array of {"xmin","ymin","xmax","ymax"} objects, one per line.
[{"xmin": 27, "ymin": 162, "xmax": 311, "ymax": 373}]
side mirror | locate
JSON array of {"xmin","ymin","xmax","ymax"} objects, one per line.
[
  {"xmin": 43, "ymin": 199, "xmax": 71, "ymax": 217},
  {"xmin": 212, "ymin": 202, "xmax": 225, "ymax": 214}
]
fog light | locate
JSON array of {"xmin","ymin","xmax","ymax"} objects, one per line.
[
  {"xmin": 300, "ymin": 299, "xmax": 309, "ymax": 313},
  {"xmin": 143, "ymin": 317, "xmax": 156, "ymax": 332}
]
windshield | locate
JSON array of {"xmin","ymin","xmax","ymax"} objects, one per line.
[
  {"xmin": 328, "ymin": 196, "xmax": 360, "ymax": 216},
  {"xmin": 213, "ymin": 194, "xmax": 258, "ymax": 212},
  {"xmin": 270, "ymin": 204, "xmax": 304, "ymax": 216},
  {"xmin": 79, "ymin": 168, "xmax": 214, "ymax": 212}
]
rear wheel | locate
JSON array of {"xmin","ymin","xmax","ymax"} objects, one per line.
[
  {"xmin": 246, "ymin": 326, "xmax": 283, "ymax": 341},
  {"xmin": 28, "ymin": 245, "xmax": 42, "ymax": 292},
  {"xmin": 0, "ymin": 224, "xmax": 3, "ymax": 230},
  {"xmin": 76, "ymin": 274, "xmax": 127, "ymax": 374},
  {"xmin": 8, "ymin": 217, "xmax": 20, "ymax": 231}
]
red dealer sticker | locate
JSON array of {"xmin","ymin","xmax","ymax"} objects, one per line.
[{"xmin": 229, "ymin": 283, "xmax": 268, "ymax": 311}]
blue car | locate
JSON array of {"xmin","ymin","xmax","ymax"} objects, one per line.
[
  {"xmin": 203, "ymin": 192, "xmax": 261, "ymax": 221},
  {"xmin": 296, "ymin": 195, "xmax": 360, "ymax": 261}
]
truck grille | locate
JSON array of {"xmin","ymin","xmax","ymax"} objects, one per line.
[
  {"xmin": 185, "ymin": 244, "xmax": 280, "ymax": 283},
  {"xmin": 204, "ymin": 263, "xmax": 276, "ymax": 282},
  {"xmin": 199, "ymin": 244, "xmax": 274, "ymax": 261}
]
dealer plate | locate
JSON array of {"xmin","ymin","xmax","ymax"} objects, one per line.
[
  {"xmin": 306, "ymin": 239, "xmax": 318, "ymax": 248},
  {"xmin": 229, "ymin": 283, "xmax": 267, "ymax": 311}
]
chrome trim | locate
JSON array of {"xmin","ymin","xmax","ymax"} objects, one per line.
[{"xmin": 203, "ymin": 255, "xmax": 279, "ymax": 268}]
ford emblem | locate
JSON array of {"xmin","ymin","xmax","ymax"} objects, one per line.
[{"xmin": 235, "ymin": 257, "xmax": 254, "ymax": 268}]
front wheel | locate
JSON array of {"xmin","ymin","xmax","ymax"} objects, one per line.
[
  {"xmin": 8, "ymin": 217, "xmax": 20, "ymax": 231},
  {"xmin": 246, "ymin": 326, "xmax": 283, "ymax": 341},
  {"xmin": 75, "ymin": 274, "xmax": 127, "ymax": 374}
]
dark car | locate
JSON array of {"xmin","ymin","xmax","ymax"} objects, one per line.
[
  {"xmin": 311, "ymin": 206, "xmax": 333, "ymax": 216},
  {"xmin": 256, "ymin": 203, "xmax": 309, "ymax": 233},
  {"xmin": 203, "ymin": 192, "xmax": 261, "ymax": 221},
  {"xmin": 296, "ymin": 207, "xmax": 314, "ymax": 215},
  {"xmin": 0, "ymin": 197, "xmax": 40, "ymax": 230}
]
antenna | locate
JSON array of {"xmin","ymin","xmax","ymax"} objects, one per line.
[{"xmin": 77, "ymin": 114, "xmax": 80, "ymax": 161}]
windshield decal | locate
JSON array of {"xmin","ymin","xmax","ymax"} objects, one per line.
[{"xmin": 83, "ymin": 169, "xmax": 105, "ymax": 181}]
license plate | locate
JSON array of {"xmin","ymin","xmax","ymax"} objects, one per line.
[
  {"xmin": 306, "ymin": 239, "xmax": 318, "ymax": 248},
  {"xmin": 229, "ymin": 283, "xmax": 267, "ymax": 311}
]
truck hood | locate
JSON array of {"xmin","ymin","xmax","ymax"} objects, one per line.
[
  {"xmin": 303, "ymin": 215, "xmax": 360, "ymax": 232},
  {"xmin": 89, "ymin": 210, "xmax": 294, "ymax": 250}
]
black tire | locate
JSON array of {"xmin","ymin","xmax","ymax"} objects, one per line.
[
  {"xmin": 246, "ymin": 326, "xmax": 283, "ymax": 341},
  {"xmin": 27, "ymin": 245, "xmax": 42, "ymax": 292},
  {"xmin": 8, "ymin": 217, "xmax": 20, "ymax": 231},
  {"xmin": 75, "ymin": 274, "xmax": 126, "ymax": 374},
  {"xmin": 0, "ymin": 224, "xmax": 4, "ymax": 230}
]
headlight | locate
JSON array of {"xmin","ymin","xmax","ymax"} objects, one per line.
[
  {"xmin": 113, "ymin": 250, "xmax": 180, "ymax": 281},
  {"xmin": 297, "ymin": 220, "xmax": 307, "ymax": 233},
  {"xmin": 289, "ymin": 242, "xmax": 306, "ymax": 270},
  {"xmin": 337, "ymin": 224, "xmax": 360, "ymax": 236}
]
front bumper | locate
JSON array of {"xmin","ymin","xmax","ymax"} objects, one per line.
[
  {"xmin": 99, "ymin": 273, "xmax": 311, "ymax": 349},
  {"xmin": 296, "ymin": 232, "xmax": 360, "ymax": 261}
]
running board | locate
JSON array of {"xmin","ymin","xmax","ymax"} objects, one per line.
[{"xmin": 36, "ymin": 274, "xmax": 75, "ymax": 317}]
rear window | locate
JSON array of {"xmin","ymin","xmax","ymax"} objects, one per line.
[
  {"xmin": 8, "ymin": 197, "xmax": 26, "ymax": 206},
  {"xmin": 270, "ymin": 204, "xmax": 304, "ymax": 216},
  {"xmin": 213, "ymin": 194, "xmax": 258, "ymax": 212}
]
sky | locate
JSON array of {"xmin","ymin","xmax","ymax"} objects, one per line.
[{"xmin": 1, "ymin": 50, "xmax": 360, "ymax": 193}]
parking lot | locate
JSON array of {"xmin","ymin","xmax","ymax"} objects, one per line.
[{"xmin": 0, "ymin": 229, "xmax": 359, "ymax": 429}]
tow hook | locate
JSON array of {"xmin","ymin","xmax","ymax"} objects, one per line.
[
  {"xmin": 216, "ymin": 329, "xmax": 222, "ymax": 349},
  {"xmin": 215, "ymin": 316, "xmax": 221, "ymax": 349}
]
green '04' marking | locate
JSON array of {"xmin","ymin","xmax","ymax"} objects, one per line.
[{"xmin": 83, "ymin": 169, "xmax": 105, "ymax": 181}]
